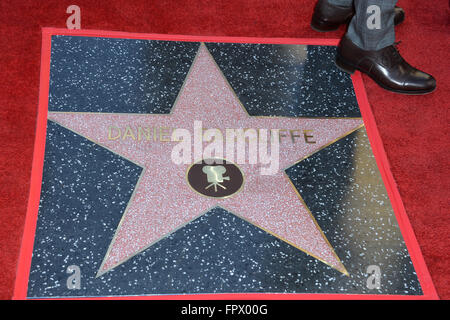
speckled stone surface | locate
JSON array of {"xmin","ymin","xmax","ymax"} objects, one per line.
[
  {"xmin": 205, "ymin": 43, "xmax": 360, "ymax": 117},
  {"xmin": 28, "ymin": 124, "xmax": 421, "ymax": 297},
  {"xmin": 285, "ymin": 128, "xmax": 422, "ymax": 295},
  {"xmin": 28, "ymin": 121, "xmax": 142, "ymax": 297},
  {"xmin": 27, "ymin": 35, "xmax": 421, "ymax": 298},
  {"xmin": 48, "ymin": 35, "xmax": 200, "ymax": 114},
  {"xmin": 46, "ymin": 44, "xmax": 362, "ymax": 277}
]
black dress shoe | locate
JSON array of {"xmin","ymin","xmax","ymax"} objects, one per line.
[
  {"xmin": 311, "ymin": 0, "xmax": 405, "ymax": 32},
  {"xmin": 335, "ymin": 36, "xmax": 436, "ymax": 94}
]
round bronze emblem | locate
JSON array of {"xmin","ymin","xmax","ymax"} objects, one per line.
[{"xmin": 186, "ymin": 158, "xmax": 244, "ymax": 199}]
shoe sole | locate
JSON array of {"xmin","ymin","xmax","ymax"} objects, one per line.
[
  {"xmin": 310, "ymin": 17, "xmax": 340, "ymax": 32},
  {"xmin": 335, "ymin": 54, "xmax": 436, "ymax": 95},
  {"xmin": 310, "ymin": 22, "xmax": 339, "ymax": 33}
]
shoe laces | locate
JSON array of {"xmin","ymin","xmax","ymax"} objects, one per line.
[{"xmin": 390, "ymin": 41, "xmax": 404, "ymax": 64}]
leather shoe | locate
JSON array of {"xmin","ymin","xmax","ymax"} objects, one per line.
[
  {"xmin": 311, "ymin": 0, "xmax": 405, "ymax": 32},
  {"xmin": 335, "ymin": 36, "xmax": 436, "ymax": 94}
]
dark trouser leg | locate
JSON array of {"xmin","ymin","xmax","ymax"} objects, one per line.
[
  {"xmin": 327, "ymin": 0, "xmax": 353, "ymax": 6},
  {"xmin": 336, "ymin": 0, "xmax": 436, "ymax": 94},
  {"xmin": 346, "ymin": 0, "xmax": 397, "ymax": 50}
]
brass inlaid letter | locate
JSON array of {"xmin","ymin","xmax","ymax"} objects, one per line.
[
  {"xmin": 138, "ymin": 127, "xmax": 152, "ymax": 141},
  {"xmin": 290, "ymin": 129, "xmax": 301, "ymax": 143},
  {"xmin": 122, "ymin": 126, "xmax": 136, "ymax": 140},
  {"xmin": 303, "ymin": 130, "xmax": 316, "ymax": 144},
  {"xmin": 108, "ymin": 126, "xmax": 121, "ymax": 140},
  {"xmin": 160, "ymin": 127, "xmax": 172, "ymax": 142},
  {"xmin": 278, "ymin": 129, "xmax": 288, "ymax": 143}
]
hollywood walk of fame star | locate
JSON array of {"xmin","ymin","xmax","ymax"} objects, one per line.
[{"xmin": 48, "ymin": 43, "xmax": 364, "ymax": 277}]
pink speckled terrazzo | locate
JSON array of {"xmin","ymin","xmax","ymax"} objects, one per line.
[{"xmin": 48, "ymin": 44, "xmax": 363, "ymax": 276}]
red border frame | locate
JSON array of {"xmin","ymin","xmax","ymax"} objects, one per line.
[{"xmin": 13, "ymin": 27, "xmax": 439, "ymax": 300}]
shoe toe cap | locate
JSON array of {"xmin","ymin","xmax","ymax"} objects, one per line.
[{"xmin": 404, "ymin": 71, "xmax": 436, "ymax": 92}]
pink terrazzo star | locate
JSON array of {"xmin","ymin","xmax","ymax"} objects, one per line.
[{"xmin": 48, "ymin": 43, "xmax": 364, "ymax": 276}]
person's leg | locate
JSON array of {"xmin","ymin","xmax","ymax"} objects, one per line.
[
  {"xmin": 336, "ymin": 0, "xmax": 436, "ymax": 94},
  {"xmin": 327, "ymin": 0, "xmax": 353, "ymax": 6},
  {"xmin": 311, "ymin": 0, "xmax": 404, "ymax": 33},
  {"xmin": 346, "ymin": 0, "xmax": 396, "ymax": 50}
]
